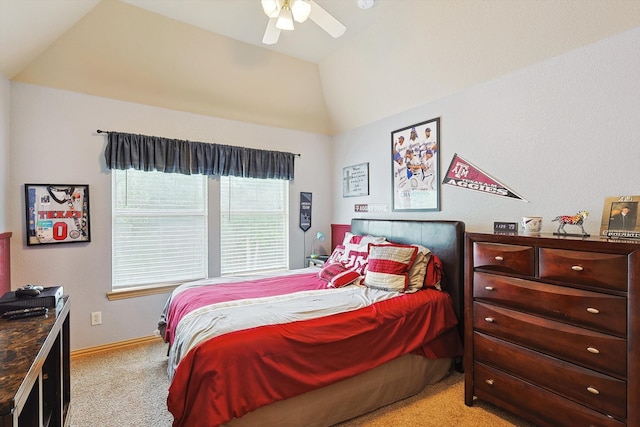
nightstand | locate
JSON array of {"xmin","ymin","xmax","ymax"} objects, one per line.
[{"xmin": 306, "ymin": 256, "xmax": 329, "ymax": 267}]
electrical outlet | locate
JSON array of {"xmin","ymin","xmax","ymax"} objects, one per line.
[{"xmin": 91, "ymin": 311, "xmax": 102, "ymax": 326}]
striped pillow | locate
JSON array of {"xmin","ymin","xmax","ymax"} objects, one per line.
[{"xmin": 363, "ymin": 243, "xmax": 418, "ymax": 292}]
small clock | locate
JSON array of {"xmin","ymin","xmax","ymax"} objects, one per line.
[{"xmin": 494, "ymin": 221, "xmax": 518, "ymax": 233}]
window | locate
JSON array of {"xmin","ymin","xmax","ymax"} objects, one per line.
[
  {"xmin": 112, "ymin": 169, "xmax": 207, "ymax": 290},
  {"xmin": 220, "ymin": 176, "xmax": 289, "ymax": 275}
]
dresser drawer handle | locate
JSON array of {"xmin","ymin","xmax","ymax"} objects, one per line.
[
  {"xmin": 484, "ymin": 317, "xmax": 495, "ymax": 323},
  {"xmin": 571, "ymin": 265, "xmax": 584, "ymax": 271},
  {"xmin": 485, "ymin": 379, "xmax": 494, "ymax": 386},
  {"xmin": 587, "ymin": 347, "xmax": 600, "ymax": 354},
  {"xmin": 586, "ymin": 307, "xmax": 600, "ymax": 314},
  {"xmin": 494, "ymin": 256, "xmax": 504, "ymax": 261},
  {"xmin": 587, "ymin": 386, "xmax": 600, "ymax": 395},
  {"xmin": 484, "ymin": 286, "xmax": 494, "ymax": 291}
]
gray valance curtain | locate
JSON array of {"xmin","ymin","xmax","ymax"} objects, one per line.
[{"xmin": 104, "ymin": 131, "xmax": 296, "ymax": 180}]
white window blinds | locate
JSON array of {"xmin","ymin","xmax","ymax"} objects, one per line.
[
  {"xmin": 220, "ymin": 176, "xmax": 289, "ymax": 275},
  {"xmin": 112, "ymin": 169, "xmax": 207, "ymax": 289}
]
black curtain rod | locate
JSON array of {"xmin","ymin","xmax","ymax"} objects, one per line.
[{"xmin": 96, "ymin": 130, "xmax": 301, "ymax": 157}]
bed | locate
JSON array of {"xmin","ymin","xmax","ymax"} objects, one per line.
[{"xmin": 158, "ymin": 218, "xmax": 465, "ymax": 427}]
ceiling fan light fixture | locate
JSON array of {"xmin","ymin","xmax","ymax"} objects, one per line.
[
  {"xmin": 276, "ymin": 5, "xmax": 295, "ymax": 30},
  {"xmin": 261, "ymin": 0, "xmax": 281, "ymax": 18},
  {"xmin": 261, "ymin": 0, "xmax": 345, "ymax": 44},
  {"xmin": 291, "ymin": 0, "xmax": 311, "ymax": 23}
]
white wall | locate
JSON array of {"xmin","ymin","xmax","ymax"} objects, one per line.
[
  {"xmin": 332, "ymin": 27, "xmax": 640, "ymax": 236},
  {"xmin": 0, "ymin": 73, "xmax": 9, "ymax": 231},
  {"xmin": 8, "ymin": 84, "xmax": 332, "ymax": 350},
  {"xmin": 8, "ymin": 26, "xmax": 639, "ymax": 351}
]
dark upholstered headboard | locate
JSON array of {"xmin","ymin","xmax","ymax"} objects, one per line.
[{"xmin": 350, "ymin": 219, "xmax": 465, "ymax": 337}]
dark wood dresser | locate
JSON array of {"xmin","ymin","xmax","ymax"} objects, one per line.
[
  {"xmin": 464, "ymin": 232, "xmax": 639, "ymax": 426},
  {"xmin": 0, "ymin": 296, "xmax": 70, "ymax": 427}
]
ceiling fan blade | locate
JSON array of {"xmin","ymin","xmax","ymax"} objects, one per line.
[
  {"xmin": 309, "ymin": 0, "xmax": 346, "ymax": 38},
  {"xmin": 262, "ymin": 17, "xmax": 281, "ymax": 44}
]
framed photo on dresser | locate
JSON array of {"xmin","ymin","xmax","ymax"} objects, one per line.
[
  {"xmin": 24, "ymin": 184, "xmax": 91, "ymax": 246},
  {"xmin": 600, "ymin": 195, "xmax": 640, "ymax": 239}
]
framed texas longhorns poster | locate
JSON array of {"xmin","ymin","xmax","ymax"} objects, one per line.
[{"xmin": 25, "ymin": 184, "xmax": 91, "ymax": 246}]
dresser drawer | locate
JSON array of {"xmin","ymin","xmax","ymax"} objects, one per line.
[
  {"xmin": 473, "ymin": 362, "xmax": 626, "ymax": 427},
  {"xmin": 473, "ymin": 302, "xmax": 627, "ymax": 378},
  {"xmin": 474, "ymin": 272, "xmax": 627, "ymax": 336},
  {"xmin": 473, "ymin": 242, "xmax": 535, "ymax": 276},
  {"xmin": 474, "ymin": 332, "xmax": 627, "ymax": 419},
  {"xmin": 539, "ymin": 248, "xmax": 628, "ymax": 291}
]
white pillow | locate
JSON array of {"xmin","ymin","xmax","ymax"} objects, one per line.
[{"xmin": 407, "ymin": 244, "xmax": 431, "ymax": 293}]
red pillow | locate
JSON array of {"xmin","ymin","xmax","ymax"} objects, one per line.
[
  {"xmin": 342, "ymin": 232, "xmax": 363, "ymax": 245},
  {"xmin": 318, "ymin": 262, "xmax": 361, "ymax": 288},
  {"xmin": 424, "ymin": 254, "xmax": 444, "ymax": 290}
]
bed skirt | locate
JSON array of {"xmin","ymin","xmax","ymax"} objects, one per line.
[{"xmin": 223, "ymin": 354, "xmax": 453, "ymax": 427}]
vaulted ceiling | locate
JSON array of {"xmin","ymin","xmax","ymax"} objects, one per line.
[{"xmin": 2, "ymin": 0, "xmax": 639, "ymax": 135}]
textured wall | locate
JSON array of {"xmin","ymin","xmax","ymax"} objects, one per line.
[
  {"xmin": 332, "ymin": 27, "xmax": 640, "ymax": 237},
  {"xmin": 8, "ymin": 83, "xmax": 332, "ymax": 350}
]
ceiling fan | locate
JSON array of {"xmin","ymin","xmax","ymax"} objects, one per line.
[{"xmin": 261, "ymin": 0, "xmax": 347, "ymax": 45}]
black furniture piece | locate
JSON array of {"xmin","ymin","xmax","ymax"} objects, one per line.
[{"xmin": 0, "ymin": 296, "xmax": 70, "ymax": 427}]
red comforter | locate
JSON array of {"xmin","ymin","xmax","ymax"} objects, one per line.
[{"xmin": 165, "ymin": 272, "xmax": 462, "ymax": 427}]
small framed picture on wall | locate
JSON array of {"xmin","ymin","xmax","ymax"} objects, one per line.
[
  {"xmin": 25, "ymin": 184, "xmax": 91, "ymax": 246},
  {"xmin": 391, "ymin": 117, "xmax": 440, "ymax": 211},
  {"xmin": 343, "ymin": 163, "xmax": 369, "ymax": 197}
]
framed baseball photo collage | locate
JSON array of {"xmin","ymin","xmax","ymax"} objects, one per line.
[{"xmin": 391, "ymin": 117, "xmax": 440, "ymax": 211}]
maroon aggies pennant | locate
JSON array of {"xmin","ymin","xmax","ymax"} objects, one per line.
[{"xmin": 443, "ymin": 154, "xmax": 527, "ymax": 201}]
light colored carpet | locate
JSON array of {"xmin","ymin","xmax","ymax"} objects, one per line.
[
  {"xmin": 67, "ymin": 340, "xmax": 534, "ymax": 427},
  {"xmin": 67, "ymin": 340, "xmax": 174, "ymax": 427}
]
